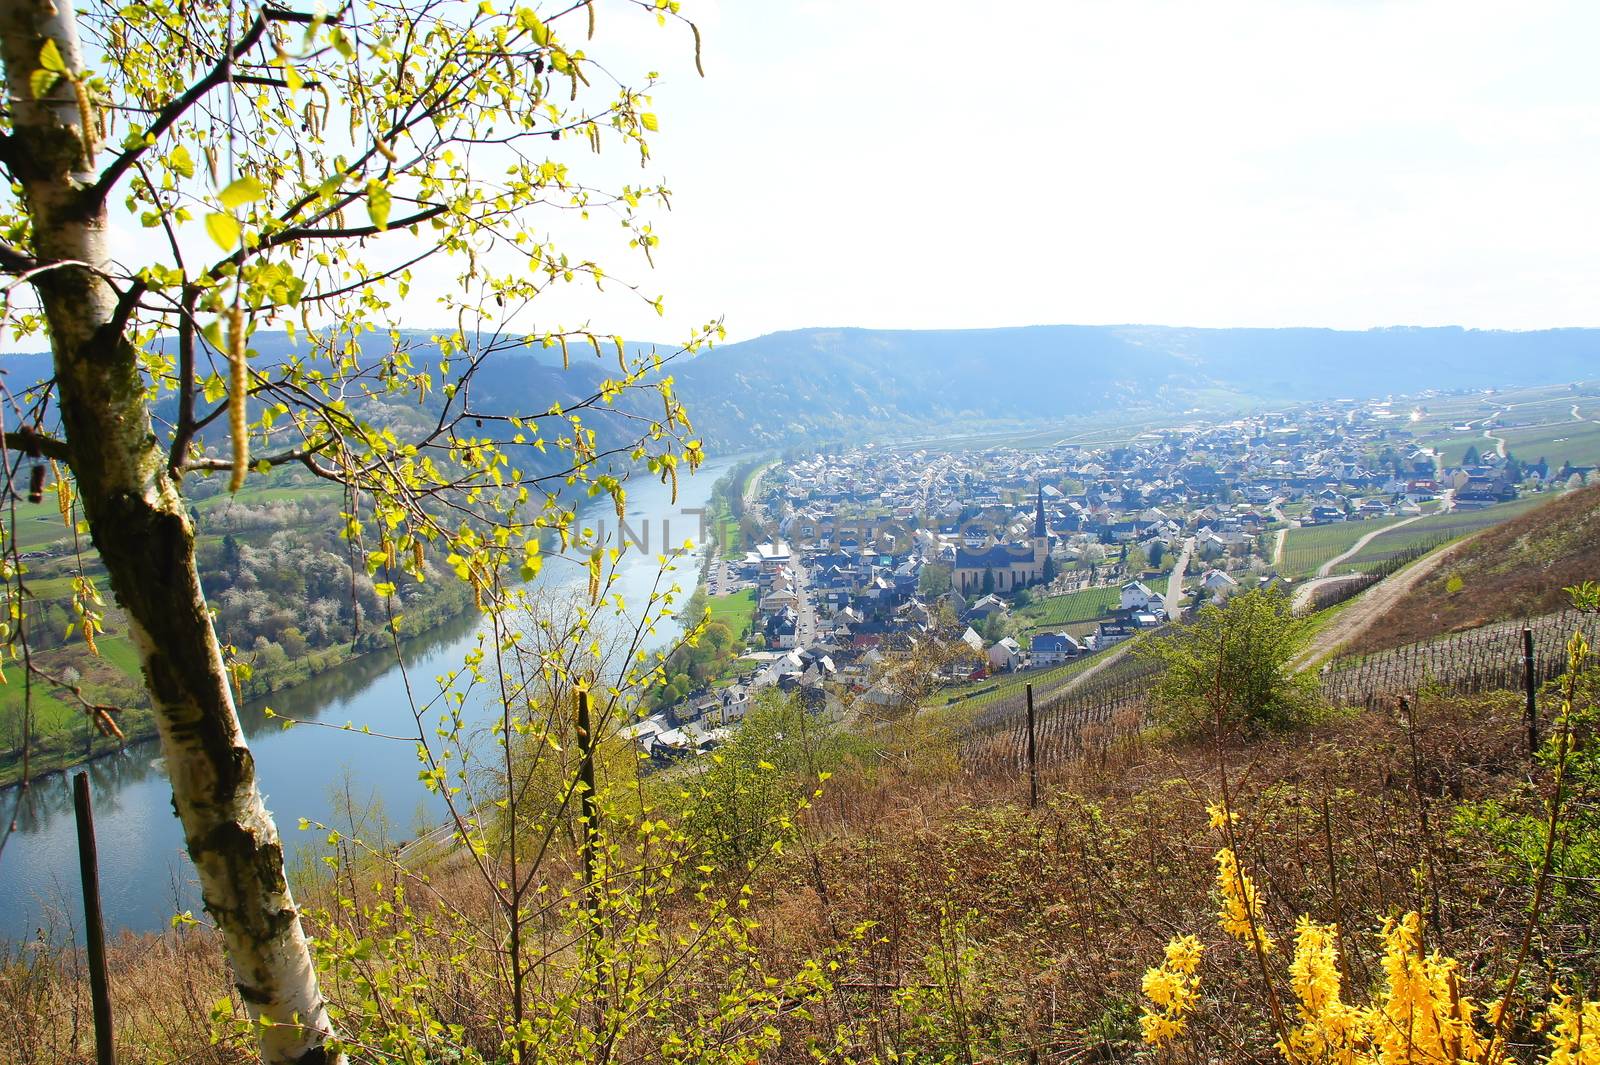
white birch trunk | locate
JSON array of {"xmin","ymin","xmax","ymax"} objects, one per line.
[{"xmin": 0, "ymin": 3, "xmax": 340, "ymax": 1061}]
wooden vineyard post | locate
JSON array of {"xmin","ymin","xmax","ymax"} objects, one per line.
[
  {"xmin": 73, "ymin": 771, "xmax": 115, "ymax": 1065},
  {"xmin": 1524, "ymin": 627, "xmax": 1538, "ymax": 757},
  {"xmin": 1025, "ymin": 683, "xmax": 1039, "ymax": 809},
  {"xmin": 576, "ymin": 689, "xmax": 600, "ymax": 903}
]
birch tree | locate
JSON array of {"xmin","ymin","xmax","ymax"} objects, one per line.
[{"xmin": 0, "ymin": 1, "xmax": 705, "ymax": 1060}]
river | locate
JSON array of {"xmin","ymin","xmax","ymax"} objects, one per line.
[{"xmin": 0, "ymin": 455, "xmax": 736, "ymax": 940}]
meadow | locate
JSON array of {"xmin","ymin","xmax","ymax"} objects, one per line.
[{"xmin": 706, "ymin": 587, "xmax": 758, "ymax": 639}]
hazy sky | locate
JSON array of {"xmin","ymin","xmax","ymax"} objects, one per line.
[
  {"xmin": 61, "ymin": 0, "xmax": 1600, "ymax": 353},
  {"xmin": 587, "ymin": 0, "xmax": 1600, "ymax": 343}
]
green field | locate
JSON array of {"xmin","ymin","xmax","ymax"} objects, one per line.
[
  {"xmin": 195, "ymin": 482, "xmax": 342, "ymax": 510},
  {"xmin": 1495, "ymin": 420, "xmax": 1600, "ymax": 469},
  {"xmin": 6, "ymin": 498, "xmax": 80, "ymax": 551},
  {"xmin": 1429, "ymin": 431, "xmax": 1494, "ymax": 466},
  {"xmin": 1013, "ymin": 585, "xmax": 1119, "ymax": 633},
  {"xmin": 1280, "ymin": 516, "xmax": 1405, "ymax": 578},
  {"xmin": 1332, "ymin": 494, "xmax": 1552, "ymax": 573},
  {"xmin": 706, "ymin": 587, "xmax": 757, "ymax": 639}
]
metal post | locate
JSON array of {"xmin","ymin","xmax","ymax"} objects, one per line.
[
  {"xmin": 1025, "ymin": 683, "xmax": 1039, "ymax": 809},
  {"xmin": 73, "ymin": 771, "xmax": 115, "ymax": 1065},
  {"xmin": 1523, "ymin": 627, "xmax": 1538, "ymax": 756}
]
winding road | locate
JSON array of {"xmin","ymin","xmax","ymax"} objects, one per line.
[{"xmin": 1289, "ymin": 514, "xmax": 1424, "ymax": 613}]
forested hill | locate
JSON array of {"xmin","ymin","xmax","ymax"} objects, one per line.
[
  {"xmin": 665, "ymin": 324, "xmax": 1600, "ymax": 445},
  {"xmin": 5, "ymin": 323, "xmax": 1599, "ymax": 452}
]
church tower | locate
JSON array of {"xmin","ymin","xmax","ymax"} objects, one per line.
[{"xmin": 1033, "ymin": 483, "xmax": 1048, "ymax": 567}]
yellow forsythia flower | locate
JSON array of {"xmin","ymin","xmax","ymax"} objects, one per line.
[
  {"xmin": 1370, "ymin": 912, "xmax": 1486, "ymax": 1065},
  {"xmin": 1207, "ymin": 802, "xmax": 1239, "ymax": 829},
  {"xmin": 1282, "ymin": 916, "xmax": 1371, "ymax": 1064},
  {"xmin": 1140, "ymin": 934, "xmax": 1204, "ymax": 1047},
  {"xmin": 1215, "ymin": 848, "xmax": 1274, "ymax": 953},
  {"xmin": 1541, "ymin": 986, "xmax": 1600, "ymax": 1065}
]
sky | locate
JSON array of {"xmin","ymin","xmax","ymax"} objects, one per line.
[
  {"xmin": 581, "ymin": 0, "xmax": 1600, "ymax": 343},
  {"xmin": 25, "ymin": 0, "xmax": 1600, "ymax": 353}
]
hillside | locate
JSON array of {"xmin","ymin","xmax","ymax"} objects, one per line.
[
  {"xmin": 1342, "ymin": 483, "xmax": 1600, "ymax": 655},
  {"xmin": 9, "ymin": 683, "xmax": 1575, "ymax": 1064},
  {"xmin": 7, "ymin": 323, "xmax": 1600, "ymax": 450},
  {"xmin": 668, "ymin": 324, "xmax": 1600, "ymax": 446}
]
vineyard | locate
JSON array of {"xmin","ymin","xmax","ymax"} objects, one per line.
[
  {"xmin": 1319, "ymin": 608, "xmax": 1600, "ymax": 708},
  {"xmin": 1331, "ymin": 495, "xmax": 1547, "ymax": 573},
  {"xmin": 958, "ymin": 648, "xmax": 1163, "ymax": 777},
  {"xmin": 1012, "ymin": 585, "xmax": 1119, "ymax": 634},
  {"xmin": 1280, "ymin": 516, "xmax": 1404, "ymax": 578},
  {"xmin": 957, "ymin": 606, "xmax": 1599, "ymax": 780}
]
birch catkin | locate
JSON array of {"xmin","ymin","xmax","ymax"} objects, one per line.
[{"xmin": 228, "ymin": 303, "xmax": 248, "ymax": 492}]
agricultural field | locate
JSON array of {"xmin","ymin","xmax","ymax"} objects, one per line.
[
  {"xmin": 1012, "ymin": 585, "xmax": 1119, "ymax": 633},
  {"xmin": 1279, "ymin": 516, "xmax": 1405, "ymax": 578},
  {"xmin": 1429, "ymin": 431, "xmax": 1495, "ymax": 466},
  {"xmin": 1332, "ymin": 494, "xmax": 1553, "ymax": 574},
  {"xmin": 6, "ymin": 496, "xmax": 82, "ymax": 552},
  {"xmin": 1494, "ymin": 419, "xmax": 1600, "ymax": 469}
]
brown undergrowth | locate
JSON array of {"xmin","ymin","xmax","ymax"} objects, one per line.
[
  {"xmin": 1345, "ymin": 483, "xmax": 1600, "ymax": 656},
  {"xmin": 0, "ymin": 692, "xmax": 1571, "ymax": 1063}
]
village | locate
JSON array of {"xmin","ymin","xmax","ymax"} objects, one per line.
[{"xmin": 621, "ymin": 391, "xmax": 1582, "ymax": 760}]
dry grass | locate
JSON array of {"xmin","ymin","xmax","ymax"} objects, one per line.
[
  {"xmin": 1344, "ymin": 483, "xmax": 1600, "ymax": 656},
  {"xmin": 750, "ymin": 693, "xmax": 1547, "ymax": 1062}
]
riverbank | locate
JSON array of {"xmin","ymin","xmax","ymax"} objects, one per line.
[
  {"xmin": 0, "ymin": 585, "xmax": 474, "ymax": 790},
  {"xmin": 1, "ymin": 454, "xmax": 741, "ymax": 938}
]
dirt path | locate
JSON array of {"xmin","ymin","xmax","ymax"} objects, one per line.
[
  {"xmin": 1289, "ymin": 513, "xmax": 1428, "ymax": 612},
  {"xmin": 1317, "ymin": 515, "xmax": 1421, "ymax": 580},
  {"xmin": 1165, "ymin": 537, "xmax": 1193, "ymax": 618},
  {"xmin": 1290, "ymin": 543, "xmax": 1459, "ymax": 671},
  {"xmin": 1052, "ymin": 638, "xmax": 1135, "ymax": 697}
]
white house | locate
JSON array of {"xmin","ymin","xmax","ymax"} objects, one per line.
[
  {"xmin": 1200, "ymin": 569, "xmax": 1239, "ymax": 600},
  {"xmin": 987, "ymin": 637, "xmax": 1023, "ymax": 673},
  {"xmin": 1120, "ymin": 580, "xmax": 1162, "ymax": 612}
]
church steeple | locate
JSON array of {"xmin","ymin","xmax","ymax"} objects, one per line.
[{"xmin": 1034, "ymin": 482, "xmax": 1046, "ymax": 540}]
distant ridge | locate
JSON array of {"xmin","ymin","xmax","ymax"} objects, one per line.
[
  {"xmin": 667, "ymin": 324, "xmax": 1600, "ymax": 445},
  {"xmin": 5, "ymin": 323, "xmax": 1598, "ymax": 449}
]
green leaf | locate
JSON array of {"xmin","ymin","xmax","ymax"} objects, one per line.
[
  {"xmin": 29, "ymin": 69, "xmax": 59, "ymax": 99},
  {"xmin": 38, "ymin": 38, "xmax": 66, "ymax": 74},
  {"xmin": 366, "ymin": 180, "xmax": 391, "ymax": 231},
  {"xmin": 205, "ymin": 212, "xmax": 241, "ymax": 250},
  {"xmin": 169, "ymin": 144, "xmax": 196, "ymax": 179},
  {"xmin": 517, "ymin": 9, "xmax": 550, "ymax": 46},
  {"xmin": 640, "ymin": 112, "xmax": 659, "ymax": 133},
  {"xmin": 202, "ymin": 373, "xmax": 226, "ymax": 404},
  {"xmin": 218, "ymin": 175, "xmax": 266, "ymax": 210}
]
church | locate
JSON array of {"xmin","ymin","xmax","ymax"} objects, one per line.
[{"xmin": 953, "ymin": 486, "xmax": 1050, "ymax": 595}]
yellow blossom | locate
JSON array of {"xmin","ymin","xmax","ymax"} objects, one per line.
[
  {"xmin": 1541, "ymin": 986, "xmax": 1600, "ymax": 1065},
  {"xmin": 1281, "ymin": 916, "xmax": 1371, "ymax": 1064},
  {"xmin": 1207, "ymin": 802, "xmax": 1239, "ymax": 829},
  {"xmin": 1140, "ymin": 934, "xmax": 1204, "ymax": 1048},
  {"xmin": 1215, "ymin": 847, "xmax": 1274, "ymax": 953},
  {"xmin": 1369, "ymin": 912, "xmax": 1485, "ymax": 1065}
]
